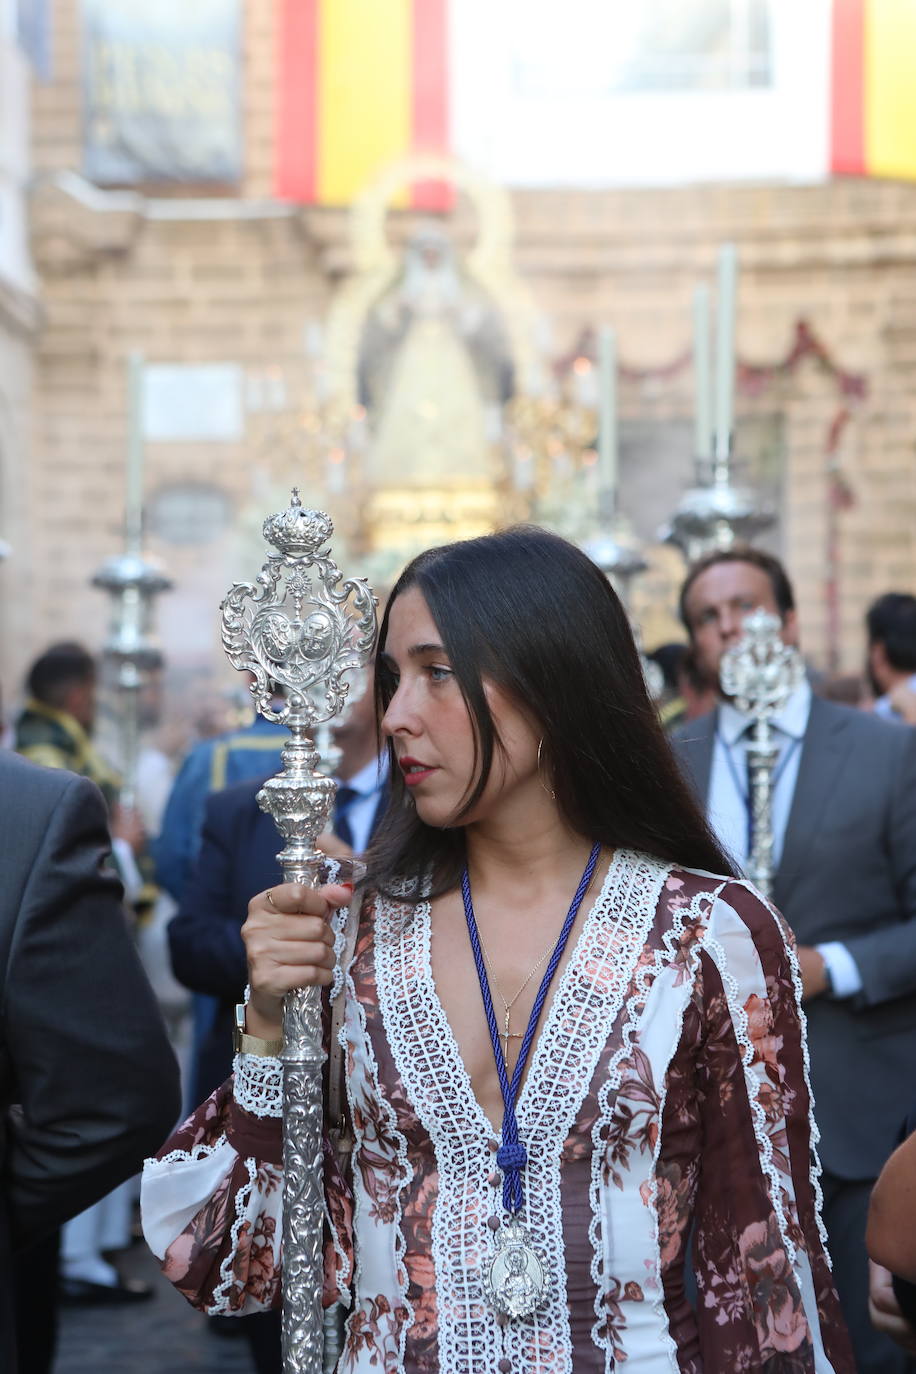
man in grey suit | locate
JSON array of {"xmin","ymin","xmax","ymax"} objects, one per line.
[
  {"xmin": 0, "ymin": 749, "xmax": 181, "ymax": 1372},
  {"xmin": 673, "ymin": 545, "xmax": 916, "ymax": 1374}
]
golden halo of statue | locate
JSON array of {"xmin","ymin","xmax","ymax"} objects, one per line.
[{"xmin": 323, "ymin": 154, "xmax": 537, "ymax": 419}]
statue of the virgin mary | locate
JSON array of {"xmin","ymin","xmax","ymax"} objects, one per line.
[{"xmin": 356, "ymin": 221, "xmax": 514, "ymax": 486}]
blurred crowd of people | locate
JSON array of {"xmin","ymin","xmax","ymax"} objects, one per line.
[{"xmin": 4, "ymin": 552, "xmax": 916, "ymax": 1373}]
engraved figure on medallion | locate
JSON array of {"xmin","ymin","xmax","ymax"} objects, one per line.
[
  {"xmin": 500, "ymin": 1245, "xmax": 540, "ymax": 1318},
  {"xmin": 485, "ymin": 1217, "xmax": 547, "ymax": 1319}
]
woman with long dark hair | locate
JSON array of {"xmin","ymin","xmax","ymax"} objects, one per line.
[{"xmin": 143, "ymin": 527, "xmax": 852, "ymax": 1372}]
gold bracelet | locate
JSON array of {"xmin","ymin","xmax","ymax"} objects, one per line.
[{"xmin": 233, "ymin": 1003, "xmax": 283, "ymax": 1057}]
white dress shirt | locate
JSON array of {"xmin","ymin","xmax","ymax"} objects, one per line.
[
  {"xmin": 874, "ymin": 671, "xmax": 916, "ymax": 720},
  {"xmin": 335, "ymin": 754, "xmax": 388, "ymax": 853},
  {"xmin": 707, "ymin": 679, "xmax": 862, "ymax": 999}
]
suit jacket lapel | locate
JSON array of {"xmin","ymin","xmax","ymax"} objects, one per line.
[
  {"xmin": 772, "ymin": 697, "xmax": 853, "ymax": 910},
  {"xmin": 674, "ymin": 710, "xmax": 717, "ymax": 805},
  {"xmin": 252, "ymin": 804, "xmax": 284, "ymax": 889}
]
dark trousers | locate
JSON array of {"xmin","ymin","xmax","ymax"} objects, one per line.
[
  {"xmin": 243, "ymin": 1308, "xmax": 282, "ymax": 1374},
  {"xmin": 13, "ymin": 1230, "xmax": 60, "ymax": 1374},
  {"xmin": 823, "ymin": 1172, "xmax": 916, "ymax": 1374}
]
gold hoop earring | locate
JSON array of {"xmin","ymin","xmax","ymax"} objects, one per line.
[{"xmin": 537, "ymin": 738, "xmax": 556, "ymax": 801}]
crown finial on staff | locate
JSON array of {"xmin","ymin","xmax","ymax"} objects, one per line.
[
  {"xmin": 222, "ymin": 491, "xmax": 374, "ymax": 729},
  {"xmin": 719, "ymin": 608, "xmax": 804, "ymax": 718}
]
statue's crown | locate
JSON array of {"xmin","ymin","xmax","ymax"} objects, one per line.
[{"xmin": 262, "ymin": 490, "xmax": 334, "ymax": 558}]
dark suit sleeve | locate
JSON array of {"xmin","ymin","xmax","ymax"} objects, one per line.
[
  {"xmin": 167, "ymin": 793, "xmax": 249, "ymax": 1001},
  {"xmin": 151, "ymin": 746, "xmax": 211, "ymax": 901},
  {"xmin": 844, "ymin": 726, "xmax": 916, "ymax": 1006},
  {"xmin": 4, "ymin": 773, "xmax": 181, "ymax": 1247}
]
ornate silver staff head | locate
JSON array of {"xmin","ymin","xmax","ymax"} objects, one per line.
[
  {"xmin": 719, "ymin": 607, "xmax": 804, "ymax": 898},
  {"xmin": 719, "ymin": 607, "xmax": 804, "ymax": 720},
  {"xmin": 221, "ymin": 489, "xmax": 377, "ymax": 883}
]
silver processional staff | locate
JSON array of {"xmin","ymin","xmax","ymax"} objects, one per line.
[
  {"xmin": 719, "ymin": 607, "xmax": 804, "ymax": 899},
  {"xmin": 221, "ymin": 490, "xmax": 377, "ymax": 1374}
]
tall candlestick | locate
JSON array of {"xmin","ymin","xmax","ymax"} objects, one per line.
[
  {"xmin": 714, "ymin": 244, "xmax": 737, "ymax": 463},
  {"xmin": 693, "ymin": 284, "xmax": 712, "ymax": 459},
  {"xmin": 125, "ymin": 352, "xmax": 145, "ymax": 554},
  {"xmin": 597, "ymin": 326, "xmax": 618, "ymax": 506}
]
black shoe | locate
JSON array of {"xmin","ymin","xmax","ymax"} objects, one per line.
[{"xmin": 59, "ymin": 1276, "xmax": 154, "ymax": 1305}]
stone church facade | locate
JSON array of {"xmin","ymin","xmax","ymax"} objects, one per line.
[{"xmin": 2, "ymin": 0, "xmax": 916, "ymax": 714}]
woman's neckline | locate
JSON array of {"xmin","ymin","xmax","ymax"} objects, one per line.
[{"xmin": 422, "ymin": 846, "xmax": 626, "ymax": 1138}]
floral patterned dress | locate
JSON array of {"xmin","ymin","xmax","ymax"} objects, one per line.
[{"xmin": 141, "ymin": 849, "xmax": 854, "ymax": 1373}]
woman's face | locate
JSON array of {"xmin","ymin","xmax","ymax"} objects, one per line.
[{"xmin": 379, "ymin": 586, "xmax": 542, "ymax": 829}]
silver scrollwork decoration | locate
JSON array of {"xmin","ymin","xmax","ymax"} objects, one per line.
[
  {"xmin": 220, "ymin": 490, "xmax": 378, "ymax": 1374},
  {"xmin": 719, "ymin": 607, "xmax": 804, "ymax": 898}
]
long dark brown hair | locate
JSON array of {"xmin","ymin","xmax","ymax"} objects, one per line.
[{"xmin": 368, "ymin": 525, "xmax": 733, "ymax": 900}]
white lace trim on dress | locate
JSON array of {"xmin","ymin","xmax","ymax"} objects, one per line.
[
  {"xmin": 151, "ymin": 1135, "xmax": 233, "ymax": 1169},
  {"xmin": 737, "ymin": 880, "xmax": 832, "ymax": 1264},
  {"xmin": 701, "ymin": 917, "xmax": 797, "ymax": 1265},
  {"xmin": 376, "ymin": 849, "xmax": 668, "ymax": 1374},
  {"xmin": 233, "ymin": 1052, "xmax": 284, "ymax": 1118},
  {"xmin": 376, "ymin": 888, "xmax": 502, "ymax": 1374},
  {"xmin": 143, "ymin": 1132, "xmax": 269, "ymax": 1317},
  {"xmin": 208, "ymin": 1152, "xmax": 263, "ymax": 1315},
  {"xmin": 588, "ymin": 874, "xmax": 726, "ymax": 1364},
  {"xmin": 329, "ymin": 900, "xmax": 352, "ymax": 1004},
  {"xmin": 325, "ymin": 1190, "xmax": 352, "ymax": 1304},
  {"xmin": 343, "ymin": 935, "xmax": 415, "ymax": 1362}
]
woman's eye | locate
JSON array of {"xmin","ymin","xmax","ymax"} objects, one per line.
[{"xmin": 427, "ymin": 665, "xmax": 453, "ymax": 683}]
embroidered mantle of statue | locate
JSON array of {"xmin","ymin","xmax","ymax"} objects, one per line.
[{"xmin": 357, "ymin": 222, "xmax": 514, "ymax": 486}]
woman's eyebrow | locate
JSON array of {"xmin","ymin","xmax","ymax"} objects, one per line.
[
  {"xmin": 378, "ymin": 642, "xmax": 449, "ymax": 669},
  {"xmin": 407, "ymin": 641, "xmax": 447, "ymax": 658}
]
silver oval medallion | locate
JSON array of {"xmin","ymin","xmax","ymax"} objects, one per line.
[{"xmin": 483, "ymin": 1216, "xmax": 547, "ymax": 1319}]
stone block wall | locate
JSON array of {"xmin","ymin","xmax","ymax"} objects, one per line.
[{"xmin": 4, "ymin": 0, "xmax": 916, "ymax": 720}]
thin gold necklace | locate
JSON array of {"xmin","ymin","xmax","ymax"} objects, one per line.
[
  {"xmin": 474, "ymin": 863, "xmax": 598, "ymax": 1061},
  {"xmin": 476, "ymin": 932, "xmax": 555, "ymax": 1061}
]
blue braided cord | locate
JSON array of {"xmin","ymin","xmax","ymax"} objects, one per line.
[{"xmin": 462, "ymin": 841, "xmax": 600, "ymax": 1214}]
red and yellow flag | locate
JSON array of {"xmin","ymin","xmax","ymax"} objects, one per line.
[
  {"xmin": 275, "ymin": 0, "xmax": 450, "ymax": 206},
  {"xmin": 831, "ymin": 0, "xmax": 916, "ymax": 179}
]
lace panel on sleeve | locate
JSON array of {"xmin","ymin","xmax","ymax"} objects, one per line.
[{"xmin": 234, "ymin": 1052, "xmax": 283, "ymax": 1118}]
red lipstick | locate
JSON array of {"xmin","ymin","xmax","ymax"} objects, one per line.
[{"xmin": 399, "ymin": 756, "xmax": 437, "ymax": 787}]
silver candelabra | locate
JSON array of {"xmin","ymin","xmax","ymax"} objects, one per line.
[
  {"xmin": 663, "ymin": 440, "xmax": 775, "ymax": 562},
  {"xmin": 582, "ymin": 490, "xmax": 664, "ymax": 700},
  {"xmin": 92, "ymin": 353, "xmax": 171, "ymax": 809},
  {"xmin": 221, "ymin": 490, "xmax": 377, "ymax": 1374},
  {"xmin": 92, "ymin": 553, "xmax": 172, "ymax": 808},
  {"xmin": 719, "ymin": 607, "xmax": 804, "ymax": 897}
]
